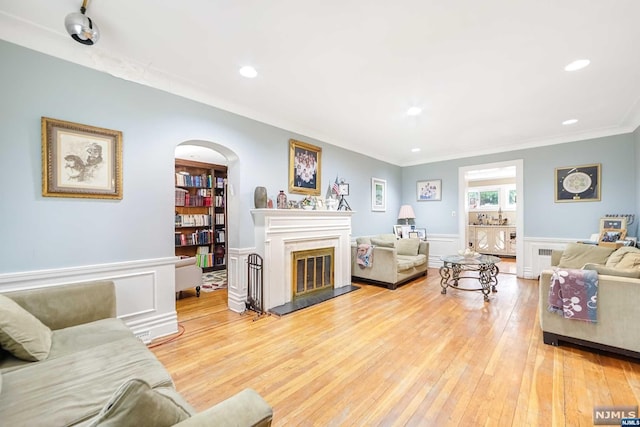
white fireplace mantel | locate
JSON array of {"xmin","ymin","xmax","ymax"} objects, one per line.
[{"xmin": 251, "ymin": 209, "xmax": 354, "ymax": 310}]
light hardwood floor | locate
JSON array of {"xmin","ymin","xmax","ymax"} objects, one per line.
[{"xmin": 151, "ymin": 269, "xmax": 640, "ymax": 426}]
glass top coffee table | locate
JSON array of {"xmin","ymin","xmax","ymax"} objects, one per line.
[{"xmin": 439, "ymin": 254, "xmax": 501, "ymax": 302}]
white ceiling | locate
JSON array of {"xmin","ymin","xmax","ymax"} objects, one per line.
[
  {"xmin": 1, "ymin": 0, "xmax": 639, "ymax": 167},
  {"xmin": 175, "ymin": 144, "xmax": 228, "ymax": 165}
]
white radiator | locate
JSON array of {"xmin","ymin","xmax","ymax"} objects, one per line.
[{"xmin": 530, "ymin": 243, "xmax": 566, "ymax": 278}]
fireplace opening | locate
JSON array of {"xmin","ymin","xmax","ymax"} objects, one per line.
[{"xmin": 292, "ymin": 247, "xmax": 334, "ymax": 297}]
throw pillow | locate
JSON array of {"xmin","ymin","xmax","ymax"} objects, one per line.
[
  {"xmin": 616, "ymin": 252, "xmax": 640, "ymax": 269},
  {"xmin": 396, "ymin": 238, "xmax": 420, "ymax": 256},
  {"xmin": 377, "ymin": 233, "xmax": 397, "ymax": 242},
  {"xmin": 90, "ymin": 379, "xmax": 191, "ymax": 427},
  {"xmin": 0, "ymin": 294, "xmax": 52, "ymax": 361},
  {"xmin": 356, "ymin": 237, "xmax": 371, "ymax": 246},
  {"xmin": 557, "ymin": 243, "xmax": 615, "ymax": 269},
  {"xmin": 370, "ymin": 237, "xmax": 395, "ymax": 248},
  {"xmin": 606, "ymin": 246, "xmax": 640, "ymax": 267},
  {"xmin": 583, "ymin": 263, "xmax": 640, "ymax": 278}
]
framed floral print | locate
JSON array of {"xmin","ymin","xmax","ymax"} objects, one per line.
[
  {"xmin": 371, "ymin": 177, "xmax": 386, "ymax": 211},
  {"xmin": 417, "ymin": 179, "xmax": 442, "ymax": 201}
]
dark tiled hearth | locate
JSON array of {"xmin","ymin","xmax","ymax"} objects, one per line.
[{"xmin": 269, "ymin": 285, "xmax": 360, "ymax": 316}]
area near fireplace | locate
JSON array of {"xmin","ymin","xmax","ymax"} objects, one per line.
[{"xmin": 251, "ymin": 209, "xmax": 354, "ymax": 311}]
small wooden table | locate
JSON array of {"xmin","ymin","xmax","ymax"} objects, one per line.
[{"xmin": 439, "ymin": 254, "xmax": 501, "ymax": 302}]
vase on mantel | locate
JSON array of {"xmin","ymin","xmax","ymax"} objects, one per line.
[
  {"xmin": 254, "ymin": 186, "xmax": 267, "ymax": 209},
  {"xmin": 277, "ymin": 190, "xmax": 287, "ymax": 209}
]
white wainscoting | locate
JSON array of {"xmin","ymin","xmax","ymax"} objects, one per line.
[
  {"xmin": 352, "ymin": 233, "xmax": 581, "ymax": 281},
  {"xmin": 0, "ymin": 257, "xmax": 178, "ymax": 343},
  {"xmin": 423, "ymin": 234, "xmax": 462, "ymax": 268},
  {"xmin": 227, "ymin": 247, "xmax": 254, "ymax": 313},
  {"xmin": 522, "ymin": 237, "xmax": 575, "ymax": 279}
]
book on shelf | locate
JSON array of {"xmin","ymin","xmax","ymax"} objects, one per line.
[
  {"xmin": 175, "ymin": 229, "xmax": 212, "ymax": 246},
  {"xmin": 175, "ymin": 172, "xmax": 213, "ymax": 188},
  {"xmin": 175, "ymin": 214, "xmax": 212, "ymax": 227},
  {"xmin": 196, "ymin": 253, "xmax": 213, "ymax": 268}
]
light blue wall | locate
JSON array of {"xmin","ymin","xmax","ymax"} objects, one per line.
[
  {"xmin": 1, "ymin": 39, "xmax": 638, "ymax": 275},
  {"xmin": 403, "ymin": 133, "xmax": 637, "ymax": 238},
  {"xmin": 0, "ymin": 40, "xmax": 400, "ymax": 274}
]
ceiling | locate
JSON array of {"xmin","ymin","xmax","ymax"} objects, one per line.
[{"xmin": 1, "ymin": 1, "xmax": 639, "ymax": 167}]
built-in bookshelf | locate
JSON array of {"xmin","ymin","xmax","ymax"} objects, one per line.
[{"xmin": 175, "ymin": 159, "xmax": 227, "ymax": 271}]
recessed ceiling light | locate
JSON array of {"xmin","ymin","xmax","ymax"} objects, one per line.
[
  {"xmin": 411, "ymin": 148, "xmax": 421, "ymax": 153},
  {"xmin": 562, "ymin": 119, "xmax": 579, "ymax": 125},
  {"xmin": 564, "ymin": 59, "xmax": 590, "ymax": 72},
  {"xmin": 239, "ymin": 66, "xmax": 257, "ymax": 78},
  {"xmin": 406, "ymin": 107, "xmax": 422, "ymax": 116}
]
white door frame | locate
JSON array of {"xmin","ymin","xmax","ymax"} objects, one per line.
[{"xmin": 458, "ymin": 159, "xmax": 524, "ymax": 277}]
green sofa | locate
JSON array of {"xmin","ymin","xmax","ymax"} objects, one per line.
[
  {"xmin": 351, "ymin": 233, "xmax": 429, "ymax": 289},
  {"xmin": 0, "ymin": 280, "xmax": 273, "ymax": 426},
  {"xmin": 539, "ymin": 243, "xmax": 640, "ymax": 358}
]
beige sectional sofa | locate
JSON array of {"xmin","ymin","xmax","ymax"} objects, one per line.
[
  {"xmin": 351, "ymin": 233, "xmax": 429, "ymax": 289},
  {"xmin": 0, "ymin": 280, "xmax": 273, "ymax": 426},
  {"xmin": 539, "ymin": 243, "xmax": 640, "ymax": 358}
]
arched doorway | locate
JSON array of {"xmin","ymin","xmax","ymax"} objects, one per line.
[{"xmin": 174, "ymin": 141, "xmax": 238, "ymax": 312}]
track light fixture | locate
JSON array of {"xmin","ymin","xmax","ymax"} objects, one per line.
[{"xmin": 65, "ymin": 0, "xmax": 100, "ymax": 45}]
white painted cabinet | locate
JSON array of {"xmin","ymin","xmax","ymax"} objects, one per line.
[{"xmin": 468, "ymin": 226, "xmax": 516, "ymax": 256}]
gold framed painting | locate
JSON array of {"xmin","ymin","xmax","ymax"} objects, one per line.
[
  {"xmin": 554, "ymin": 163, "xmax": 600, "ymax": 202},
  {"xmin": 42, "ymin": 117, "xmax": 123, "ymax": 199},
  {"xmin": 289, "ymin": 139, "xmax": 321, "ymax": 195}
]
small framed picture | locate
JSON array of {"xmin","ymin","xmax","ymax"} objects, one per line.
[
  {"xmin": 401, "ymin": 225, "xmax": 412, "ymax": 239},
  {"xmin": 372, "ymin": 177, "xmax": 387, "ymax": 211},
  {"xmin": 42, "ymin": 117, "xmax": 123, "ymax": 199},
  {"xmin": 417, "ymin": 179, "xmax": 442, "ymax": 201},
  {"xmin": 393, "ymin": 225, "xmax": 403, "ymax": 239},
  {"xmin": 599, "ymin": 228, "xmax": 626, "ymax": 244},
  {"xmin": 408, "ymin": 231, "xmax": 419, "ymax": 239},
  {"xmin": 600, "ymin": 217, "xmax": 627, "ymax": 232},
  {"xmin": 414, "ymin": 228, "xmax": 427, "ymax": 240}
]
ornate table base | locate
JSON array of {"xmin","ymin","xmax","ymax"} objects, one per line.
[{"xmin": 439, "ymin": 254, "xmax": 500, "ymax": 302}]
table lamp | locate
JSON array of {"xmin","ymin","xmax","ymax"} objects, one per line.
[{"xmin": 398, "ymin": 205, "xmax": 416, "ymax": 225}]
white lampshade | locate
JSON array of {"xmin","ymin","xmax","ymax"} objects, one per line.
[{"xmin": 397, "ymin": 205, "xmax": 416, "ymax": 224}]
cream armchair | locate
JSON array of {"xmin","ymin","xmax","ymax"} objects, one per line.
[
  {"xmin": 175, "ymin": 256, "xmax": 202, "ymax": 297},
  {"xmin": 351, "ymin": 234, "xmax": 429, "ymax": 290}
]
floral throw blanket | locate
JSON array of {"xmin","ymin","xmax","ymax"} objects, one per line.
[
  {"xmin": 356, "ymin": 244, "xmax": 374, "ymax": 268},
  {"xmin": 548, "ymin": 268, "xmax": 598, "ymax": 322}
]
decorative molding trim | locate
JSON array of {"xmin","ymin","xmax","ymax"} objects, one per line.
[
  {"xmin": 0, "ymin": 257, "xmax": 178, "ymax": 342},
  {"xmin": 227, "ymin": 247, "xmax": 255, "ymax": 313},
  {"xmin": 522, "ymin": 236, "xmax": 575, "ymax": 279},
  {"xmin": 424, "ymin": 234, "xmax": 461, "ymax": 268},
  {"xmin": 0, "ymin": 257, "xmax": 177, "ymax": 285}
]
